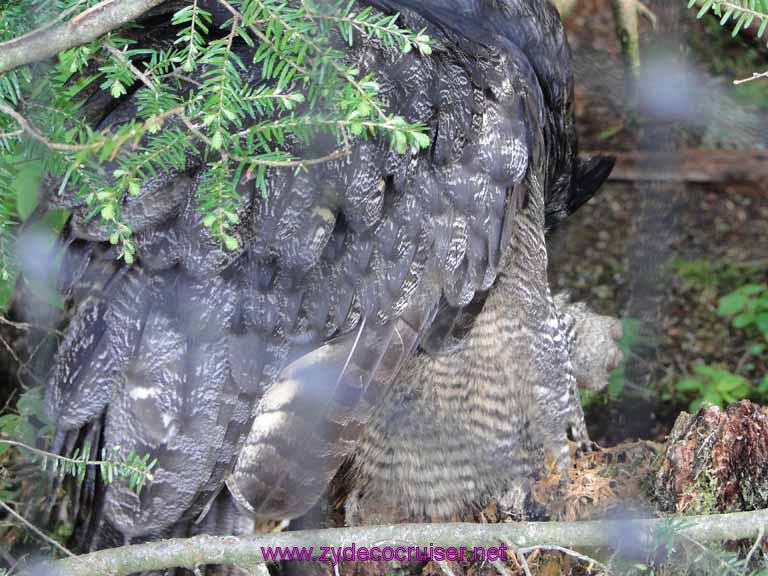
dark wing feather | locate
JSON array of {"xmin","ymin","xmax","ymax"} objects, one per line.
[{"xmin": 41, "ymin": 0, "xmax": 557, "ymax": 548}]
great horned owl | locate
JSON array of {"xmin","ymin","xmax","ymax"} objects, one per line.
[{"xmin": 39, "ymin": 0, "xmax": 617, "ymax": 557}]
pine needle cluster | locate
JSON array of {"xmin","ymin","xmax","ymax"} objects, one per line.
[
  {"xmin": 0, "ymin": 0, "xmax": 432, "ymax": 302},
  {"xmin": 691, "ymin": 0, "xmax": 768, "ymax": 41}
]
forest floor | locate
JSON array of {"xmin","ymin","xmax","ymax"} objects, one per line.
[{"xmin": 549, "ymin": 0, "xmax": 768, "ymax": 445}]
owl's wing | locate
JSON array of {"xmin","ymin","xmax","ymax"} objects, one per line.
[{"xmin": 42, "ymin": 3, "xmax": 556, "ymax": 548}]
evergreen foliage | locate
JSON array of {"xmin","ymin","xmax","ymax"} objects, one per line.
[
  {"xmin": 1, "ymin": 438, "xmax": 157, "ymax": 495},
  {"xmin": 690, "ymin": 0, "xmax": 768, "ymax": 42},
  {"xmin": 0, "ymin": 0, "xmax": 432, "ymax": 545},
  {"xmin": 0, "ymin": 0, "xmax": 433, "ymax": 309}
]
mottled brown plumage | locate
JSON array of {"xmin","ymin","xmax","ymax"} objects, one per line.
[{"xmin": 39, "ymin": 0, "xmax": 616, "ymax": 562}]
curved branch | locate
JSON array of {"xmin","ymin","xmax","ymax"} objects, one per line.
[
  {"xmin": 29, "ymin": 509, "xmax": 768, "ymax": 576},
  {"xmin": 0, "ymin": 103, "xmax": 94, "ymax": 151},
  {"xmin": 0, "ymin": 0, "xmax": 167, "ymax": 75}
]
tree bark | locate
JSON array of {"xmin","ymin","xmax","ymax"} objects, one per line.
[{"xmin": 0, "ymin": 0, "xmax": 167, "ymax": 75}]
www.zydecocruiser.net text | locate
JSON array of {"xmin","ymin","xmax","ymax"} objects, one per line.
[{"xmin": 261, "ymin": 543, "xmax": 510, "ymax": 565}]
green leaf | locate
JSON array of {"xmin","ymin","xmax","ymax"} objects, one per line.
[
  {"xmin": 202, "ymin": 213, "xmax": 216, "ymax": 228},
  {"xmin": 412, "ymin": 131, "xmax": 431, "ymax": 149},
  {"xmin": 0, "ymin": 414, "xmax": 20, "ymax": 436},
  {"xmin": 756, "ymin": 312, "xmax": 768, "ymax": 335},
  {"xmin": 703, "ymin": 388, "xmax": 724, "ymax": 407},
  {"xmin": 675, "ymin": 378, "xmax": 702, "ymax": 392},
  {"xmin": 716, "ymin": 374, "xmax": 749, "ymax": 392},
  {"xmin": 759, "ymin": 374, "xmax": 768, "ymax": 394},
  {"xmin": 42, "ymin": 209, "xmax": 71, "ymax": 233},
  {"xmin": 749, "ymin": 343, "xmax": 766, "ymax": 356},
  {"xmin": 693, "ymin": 364, "xmax": 719, "ymax": 378},
  {"xmin": 696, "ymin": 0, "xmax": 714, "ymax": 19},
  {"xmin": 128, "ymin": 180, "xmax": 142, "ymax": 196},
  {"xmin": 101, "ymin": 204, "xmax": 116, "ymax": 221},
  {"xmin": 12, "ymin": 159, "xmax": 44, "ymax": 221},
  {"xmin": 211, "ymin": 130, "xmax": 224, "ymax": 150},
  {"xmin": 223, "ymin": 235, "xmax": 239, "ymax": 251},
  {"xmin": 732, "ymin": 312, "xmax": 755, "ymax": 328},
  {"xmin": 16, "ymin": 388, "xmax": 43, "ymax": 418},
  {"xmin": 608, "ymin": 367, "xmax": 625, "ymax": 399},
  {"xmin": 718, "ymin": 292, "xmax": 748, "ymax": 316},
  {"xmin": 110, "ymin": 80, "xmax": 126, "ymax": 98}
]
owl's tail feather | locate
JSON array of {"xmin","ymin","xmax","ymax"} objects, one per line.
[{"xmin": 227, "ymin": 294, "xmax": 439, "ymax": 521}]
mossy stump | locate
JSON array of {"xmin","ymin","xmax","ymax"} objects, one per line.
[{"xmin": 654, "ymin": 400, "xmax": 768, "ymax": 514}]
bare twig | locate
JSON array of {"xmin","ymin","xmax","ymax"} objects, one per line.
[
  {"xmin": 0, "ymin": 130, "xmax": 23, "ymax": 140},
  {"xmin": 518, "ymin": 544, "xmax": 608, "ymax": 573},
  {"xmin": 0, "ymin": 0, "xmax": 167, "ymax": 75},
  {"xmin": 491, "ymin": 559, "xmax": 513, "ymax": 576},
  {"xmin": 215, "ymin": 0, "xmax": 310, "ymax": 77},
  {"xmin": 0, "ymin": 500, "xmax": 74, "ymax": 558},
  {"xmin": 677, "ymin": 527, "xmax": 743, "ymax": 576},
  {"xmin": 734, "ymin": 70, "xmax": 768, "ymax": 85},
  {"xmin": 102, "ymin": 41, "xmax": 156, "ymax": 90},
  {"xmin": 0, "ymin": 332, "xmax": 27, "ymax": 378},
  {"xmin": 0, "ymin": 103, "xmax": 94, "ymax": 152},
  {"xmin": 511, "ymin": 549, "xmax": 533, "ymax": 576},
  {"xmin": 743, "ymin": 526, "xmax": 764, "ymax": 575},
  {"xmin": 0, "ymin": 315, "xmax": 64, "ymax": 336}
]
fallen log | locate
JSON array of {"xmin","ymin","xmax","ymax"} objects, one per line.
[{"xmin": 588, "ymin": 149, "xmax": 768, "ymax": 197}]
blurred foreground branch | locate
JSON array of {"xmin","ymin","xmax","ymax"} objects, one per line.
[{"xmin": 26, "ymin": 509, "xmax": 768, "ymax": 576}]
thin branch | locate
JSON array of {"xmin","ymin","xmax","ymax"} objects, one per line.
[
  {"xmin": 241, "ymin": 0, "xmax": 387, "ymax": 118},
  {"xmin": 743, "ymin": 526, "xmax": 764, "ymax": 575},
  {"xmin": 0, "ymin": 439, "xmax": 155, "ymax": 483},
  {"xmin": 0, "ymin": 333, "xmax": 28, "ymax": 378},
  {"xmin": 102, "ymin": 41, "xmax": 156, "ymax": 90},
  {"xmin": 0, "ymin": 130, "xmax": 23, "ymax": 140},
  {"xmin": 233, "ymin": 145, "xmax": 351, "ymax": 169},
  {"xmin": 675, "ymin": 527, "xmax": 742, "ymax": 576},
  {"xmin": 518, "ymin": 545, "xmax": 608, "ymax": 573},
  {"xmin": 0, "ymin": 0, "xmax": 167, "ymax": 75},
  {"xmin": 27, "ymin": 509, "xmax": 768, "ymax": 576},
  {"xmin": 0, "ymin": 500, "xmax": 74, "ymax": 558},
  {"xmin": 515, "ymin": 554, "xmax": 534, "ymax": 576},
  {"xmin": 734, "ymin": 70, "xmax": 768, "ymax": 85},
  {"xmin": 0, "ymin": 103, "xmax": 93, "ymax": 152},
  {"xmin": 215, "ymin": 0, "xmax": 310, "ymax": 77},
  {"xmin": 0, "ymin": 315, "xmax": 64, "ymax": 337},
  {"xmin": 501, "ymin": 540, "xmax": 534, "ymax": 576}
]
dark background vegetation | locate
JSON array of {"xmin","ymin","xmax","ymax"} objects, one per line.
[{"xmin": 549, "ymin": 0, "xmax": 768, "ymax": 444}]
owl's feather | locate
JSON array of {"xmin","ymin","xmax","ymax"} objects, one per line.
[{"xmin": 40, "ymin": 0, "xmax": 612, "ymax": 554}]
